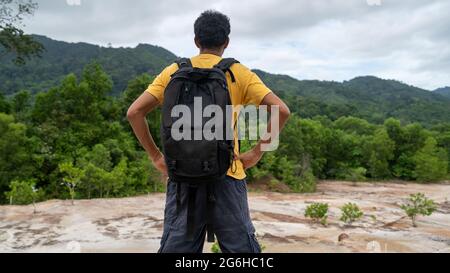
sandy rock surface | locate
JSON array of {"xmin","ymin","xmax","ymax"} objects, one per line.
[{"xmin": 1, "ymin": 181, "xmax": 449, "ymax": 253}]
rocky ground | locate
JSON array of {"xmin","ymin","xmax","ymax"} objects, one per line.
[{"xmin": 1, "ymin": 181, "xmax": 449, "ymax": 253}]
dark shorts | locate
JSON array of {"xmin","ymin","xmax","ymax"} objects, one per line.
[{"xmin": 158, "ymin": 176, "xmax": 261, "ymax": 253}]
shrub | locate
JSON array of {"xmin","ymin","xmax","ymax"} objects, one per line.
[
  {"xmin": 211, "ymin": 240, "xmax": 265, "ymax": 253},
  {"xmin": 5, "ymin": 179, "xmax": 43, "ymax": 213},
  {"xmin": 5, "ymin": 180, "xmax": 42, "ymax": 205},
  {"xmin": 305, "ymin": 203, "xmax": 329, "ymax": 226},
  {"xmin": 401, "ymin": 193, "xmax": 437, "ymax": 227},
  {"xmin": 336, "ymin": 167, "xmax": 367, "ymax": 182},
  {"xmin": 340, "ymin": 203, "xmax": 364, "ymax": 224},
  {"xmin": 59, "ymin": 162, "xmax": 85, "ymax": 205},
  {"xmin": 211, "ymin": 242, "xmax": 221, "ymax": 253},
  {"xmin": 413, "ymin": 138, "xmax": 448, "ymax": 182}
]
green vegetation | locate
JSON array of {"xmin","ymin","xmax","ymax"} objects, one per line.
[
  {"xmin": 340, "ymin": 203, "xmax": 364, "ymax": 224},
  {"xmin": 0, "ymin": 63, "xmax": 165, "ymax": 205},
  {"xmin": 0, "ymin": 35, "xmax": 177, "ymax": 96},
  {"xmin": 412, "ymin": 138, "xmax": 448, "ymax": 182},
  {"xmin": 5, "ymin": 179, "xmax": 42, "ymax": 208},
  {"xmin": 0, "ymin": 37, "xmax": 449, "ymax": 205},
  {"xmin": 401, "ymin": 193, "xmax": 437, "ymax": 227},
  {"xmin": 305, "ymin": 203, "xmax": 329, "ymax": 226},
  {"xmin": 2, "ymin": 36, "xmax": 450, "ymax": 126},
  {"xmin": 434, "ymin": 87, "xmax": 450, "ymax": 99},
  {"xmin": 256, "ymin": 72, "xmax": 450, "ymax": 126},
  {"xmin": 59, "ymin": 162, "xmax": 84, "ymax": 205},
  {"xmin": 211, "ymin": 242, "xmax": 221, "ymax": 253},
  {"xmin": 0, "ymin": 0, "xmax": 44, "ymax": 65}
]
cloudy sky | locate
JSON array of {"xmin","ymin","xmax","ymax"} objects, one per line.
[{"xmin": 22, "ymin": 0, "xmax": 450, "ymax": 90}]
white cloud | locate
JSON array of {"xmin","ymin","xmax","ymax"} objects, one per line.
[{"xmin": 23, "ymin": 0, "xmax": 450, "ymax": 90}]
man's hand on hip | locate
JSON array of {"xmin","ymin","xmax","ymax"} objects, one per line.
[
  {"xmin": 238, "ymin": 147, "xmax": 264, "ymax": 170},
  {"xmin": 150, "ymin": 152, "xmax": 168, "ymax": 176}
]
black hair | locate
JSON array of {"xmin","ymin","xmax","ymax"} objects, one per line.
[{"xmin": 194, "ymin": 10, "xmax": 231, "ymax": 49}]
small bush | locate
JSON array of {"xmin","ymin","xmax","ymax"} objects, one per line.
[
  {"xmin": 336, "ymin": 167, "xmax": 367, "ymax": 182},
  {"xmin": 401, "ymin": 193, "xmax": 437, "ymax": 227},
  {"xmin": 5, "ymin": 179, "xmax": 43, "ymax": 206},
  {"xmin": 211, "ymin": 240, "xmax": 266, "ymax": 253},
  {"xmin": 305, "ymin": 203, "xmax": 329, "ymax": 226},
  {"xmin": 211, "ymin": 242, "xmax": 221, "ymax": 253},
  {"xmin": 340, "ymin": 203, "xmax": 364, "ymax": 224}
]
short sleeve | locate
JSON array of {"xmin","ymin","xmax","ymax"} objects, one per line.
[
  {"xmin": 145, "ymin": 63, "xmax": 178, "ymax": 104},
  {"xmin": 238, "ymin": 66, "xmax": 272, "ymax": 106}
]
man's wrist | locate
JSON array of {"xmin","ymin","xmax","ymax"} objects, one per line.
[
  {"xmin": 148, "ymin": 150, "xmax": 162, "ymax": 162},
  {"xmin": 254, "ymin": 143, "xmax": 265, "ymax": 157}
]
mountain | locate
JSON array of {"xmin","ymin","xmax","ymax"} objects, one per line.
[
  {"xmin": 0, "ymin": 35, "xmax": 177, "ymax": 95},
  {"xmin": 255, "ymin": 72, "xmax": 450, "ymax": 125},
  {"xmin": 434, "ymin": 87, "xmax": 450, "ymax": 98},
  {"xmin": 1, "ymin": 35, "xmax": 450, "ymax": 126}
]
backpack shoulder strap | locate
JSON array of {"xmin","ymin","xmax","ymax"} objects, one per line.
[
  {"xmin": 214, "ymin": 58, "xmax": 240, "ymax": 83},
  {"xmin": 176, "ymin": 57, "xmax": 193, "ymax": 69}
]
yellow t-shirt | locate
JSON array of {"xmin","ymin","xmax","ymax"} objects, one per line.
[{"xmin": 146, "ymin": 53, "xmax": 272, "ymax": 180}]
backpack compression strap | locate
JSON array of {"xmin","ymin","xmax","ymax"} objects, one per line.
[{"xmin": 214, "ymin": 58, "xmax": 240, "ymax": 83}]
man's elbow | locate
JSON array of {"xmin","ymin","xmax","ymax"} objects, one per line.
[
  {"xmin": 127, "ymin": 106, "xmax": 142, "ymax": 121},
  {"xmin": 280, "ymin": 104, "xmax": 291, "ymax": 120}
]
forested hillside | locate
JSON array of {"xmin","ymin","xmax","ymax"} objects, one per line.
[
  {"xmin": 255, "ymin": 71, "xmax": 450, "ymax": 126},
  {"xmin": 0, "ymin": 35, "xmax": 177, "ymax": 95},
  {"xmin": 2, "ymin": 36, "xmax": 450, "ymax": 126},
  {"xmin": 435, "ymin": 87, "xmax": 450, "ymax": 99},
  {"xmin": 0, "ymin": 36, "xmax": 449, "ymax": 205}
]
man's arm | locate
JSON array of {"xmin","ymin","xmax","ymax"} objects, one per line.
[
  {"xmin": 127, "ymin": 92, "xmax": 167, "ymax": 175},
  {"xmin": 238, "ymin": 93, "xmax": 291, "ymax": 169}
]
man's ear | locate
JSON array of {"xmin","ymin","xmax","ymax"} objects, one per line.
[
  {"xmin": 194, "ymin": 37, "xmax": 201, "ymax": 49},
  {"xmin": 224, "ymin": 37, "xmax": 230, "ymax": 49}
]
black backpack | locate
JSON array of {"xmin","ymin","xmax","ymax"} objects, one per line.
[
  {"xmin": 160, "ymin": 57, "xmax": 240, "ymax": 242},
  {"xmin": 161, "ymin": 58, "xmax": 239, "ymax": 183}
]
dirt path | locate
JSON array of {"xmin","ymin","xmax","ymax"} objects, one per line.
[{"xmin": 1, "ymin": 181, "xmax": 449, "ymax": 253}]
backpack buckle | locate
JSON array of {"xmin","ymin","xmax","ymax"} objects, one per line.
[{"xmin": 203, "ymin": 161, "xmax": 211, "ymax": 172}]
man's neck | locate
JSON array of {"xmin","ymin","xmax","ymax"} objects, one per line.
[{"xmin": 199, "ymin": 49, "xmax": 223, "ymax": 57}]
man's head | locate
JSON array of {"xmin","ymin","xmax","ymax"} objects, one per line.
[{"xmin": 194, "ymin": 10, "xmax": 230, "ymax": 54}]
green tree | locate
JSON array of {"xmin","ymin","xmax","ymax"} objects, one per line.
[
  {"xmin": 340, "ymin": 203, "xmax": 364, "ymax": 224},
  {"xmin": 336, "ymin": 166, "xmax": 367, "ymax": 182},
  {"xmin": 334, "ymin": 116, "xmax": 375, "ymax": 136},
  {"xmin": 0, "ymin": 93, "xmax": 11, "ymax": 113},
  {"xmin": 5, "ymin": 179, "xmax": 42, "ymax": 211},
  {"xmin": 435, "ymin": 132, "xmax": 450, "ymax": 174},
  {"xmin": 0, "ymin": 0, "xmax": 44, "ymax": 64},
  {"xmin": 305, "ymin": 203, "xmax": 329, "ymax": 226},
  {"xmin": 413, "ymin": 137, "xmax": 448, "ymax": 182},
  {"xmin": 59, "ymin": 162, "xmax": 84, "ymax": 205},
  {"xmin": 82, "ymin": 62, "xmax": 113, "ymax": 97},
  {"xmin": 401, "ymin": 193, "xmax": 437, "ymax": 227},
  {"xmin": 367, "ymin": 129, "xmax": 395, "ymax": 178},
  {"xmin": 0, "ymin": 113, "xmax": 37, "ymax": 203},
  {"xmin": 121, "ymin": 74, "xmax": 161, "ymax": 145},
  {"xmin": 11, "ymin": 90, "xmax": 31, "ymax": 121}
]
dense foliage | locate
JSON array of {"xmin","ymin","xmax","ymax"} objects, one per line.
[
  {"xmin": 401, "ymin": 193, "xmax": 437, "ymax": 227},
  {"xmin": 255, "ymin": 71, "xmax": 450, "ymax": 126},
  {"xmin": 0, "ymin": 0, "xmax": 44, "ymax": 65},
  {"xmin": 0, "ymin": 63, "xmax": 165, "ymax": 204},
  {"xmin": 434, "ymin": 87, "xmax": 450, "ymax": 99},
  {"xmin": 0, "ymin": 35, "xmax": 177, "ymax": 95},
  {"xmin": 305, "ymin": 203, "xmax": 329, "ymax": 226},
  {"xmin": 2, "ymin": 36, "xmax": 450, "ymax": 126},
  {"xmin": 340, "ymin": 203, "xmax": 364, "ymax": 224},
  {"xmin": 1, "ymin": 38, "xmax": 449, "ymax": 205}
]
